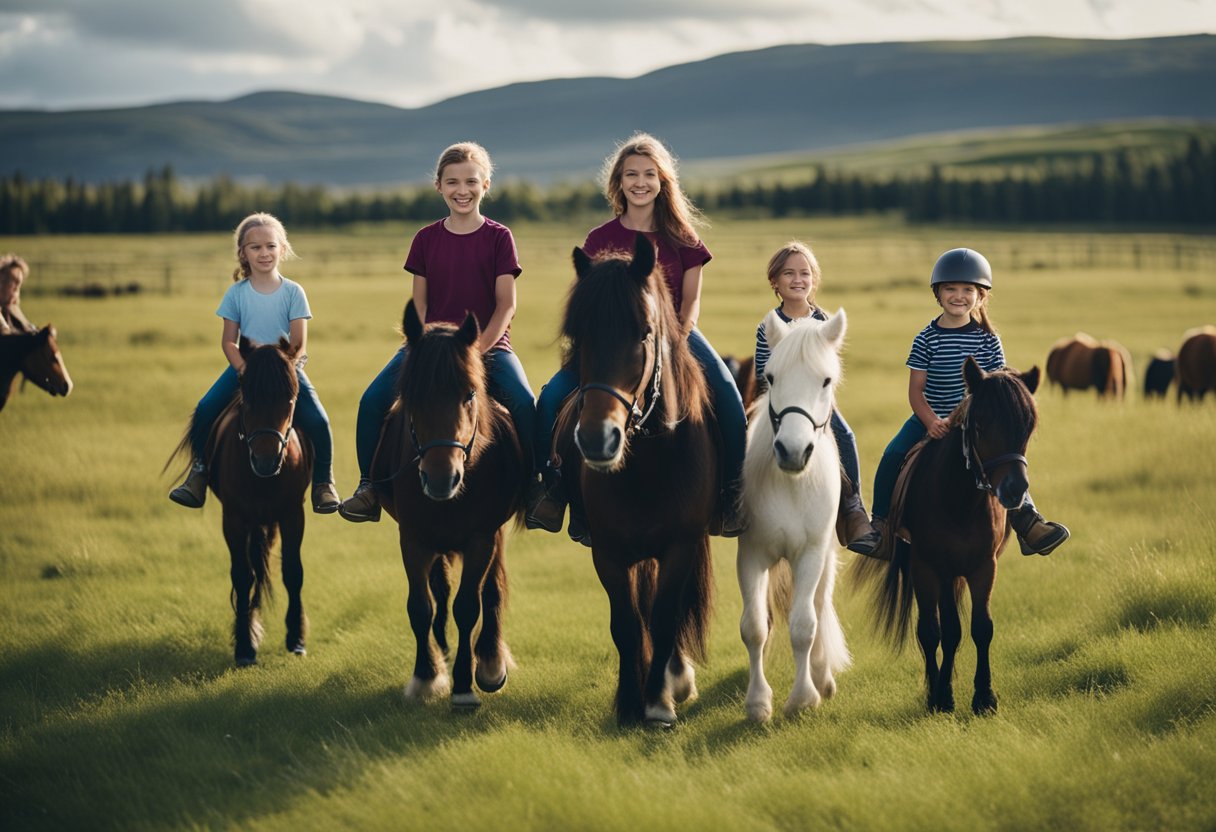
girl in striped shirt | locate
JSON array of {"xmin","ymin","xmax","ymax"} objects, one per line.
[{"xmin": 869, "ymin": 248, "xmax": 1069, "ymax": 557}]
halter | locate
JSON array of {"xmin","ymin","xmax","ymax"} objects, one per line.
[
  {"xmin": 409, "ymin": 389, "xmax": 479, "ymax": 462},
  {"xmin": 576, "ymin": 327, "xmax": 664, "ymax": 437},
  {"xmin": 238, "ymin": 399, "xmax": 297, "ymax": 478},
  {"xmin": 959, "ymin": 400, "xmax": 1028, "ymax": 493},
  {"xmin": 767, "ymin": 401, "xmax": 831, "ymax": 436}
]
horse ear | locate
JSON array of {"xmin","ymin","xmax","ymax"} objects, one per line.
[
  {"xmin": 822, "ymin": 308, "xmax": 847, "ymax": 349},
  {"xmin": 573, "ymin": 246, "xmax": 593, "ymax": 280},
  {"xmin": 962, "ymin": 355, "xmax": 986, "ymax": 390},
  {"xmin": 628, "ymin": 233, "xmax": 655, "ymax": 285},
  {"xmin": 36, "ymin": 325, "xmax": 52, "ymax": 343},
  {"xmin": 403, "ymin": 299, "xmax": 423, "ymax": 344},
  {"xmin": 277, "ymin": 336, "xmax": 297, "ymax": 359},
  {"xmin": 1021, "ymin": 365, "xmax": 1041, "ymax": 394},
  {"xmin": 238, "ymin": 335, "xmax": 253, "ymax": 359},
  {"xmin": 458, "ymin": 311, "xmax": 480, "ymax": 345},
  {"xmin": 762, "ymin": 309, "xmax": 790, "ymax": 352}
]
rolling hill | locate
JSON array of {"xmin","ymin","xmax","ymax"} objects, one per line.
[{"xmin": 4, "ymin": 35, "xmax": 1215, "ymax": 186}]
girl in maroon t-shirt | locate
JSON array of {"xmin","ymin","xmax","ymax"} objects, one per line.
[
  {"xmin": 526, "ymin": 133, "xmax": 747, "ymax": 542},
  {"xmin": 340, "ymin": 142, "xmax": 536, "ymax": 522}
]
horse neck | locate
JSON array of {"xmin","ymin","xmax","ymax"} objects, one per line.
[{"xmin": 923, "ymin": 428, "xmax": 988, "ymax": 506}]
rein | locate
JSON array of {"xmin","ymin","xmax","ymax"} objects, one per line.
[
  {"xmin": 576, "ymin": 326, "xmax": 665, "ymax": 437},
  {"xmin": 238, "ymin": 400, "xmax": 297, "ymax": 478},
  {"xmin": 959, "ymin": 400, "xmax": 1028, "ymax": 493}
]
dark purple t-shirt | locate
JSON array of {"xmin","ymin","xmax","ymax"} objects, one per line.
[
  {"xmin": 582, "ymin": 217, "xmax": 711, "ymax": 313},
  {"xmin": 404, "ymin": 218, "xmax": 522, "ymax": 351}
]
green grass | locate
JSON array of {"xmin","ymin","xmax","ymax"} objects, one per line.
[{"xmin": 2, "ymin": 217, "xmax": 1216, "ymax": 830}]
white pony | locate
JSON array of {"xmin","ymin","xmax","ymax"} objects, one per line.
[{"xmin": 737, "ymin": 308, "xmax": 851, "ymax": 722}]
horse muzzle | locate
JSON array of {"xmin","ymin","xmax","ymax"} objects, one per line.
[
  {"xmin": 575, "ymin": 419, "xmax": 624, "ymax": 470},
  {"xmin": 774, "ymin": 438, "xmax": 814, "ymax": 473},
  {"xmin": 994, "ymin": 469, "xmax": 1030, "ymax": 510},
  {"xmin": 419, "ymin": 462, "xmax": 464, "ymax": 501}
]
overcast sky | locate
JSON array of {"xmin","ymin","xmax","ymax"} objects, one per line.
[{"xmin": 2, "ymin": 0, "xmax": 1214, "ymax": 112}]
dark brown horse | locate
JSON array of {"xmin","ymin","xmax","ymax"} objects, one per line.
[
  {"xmin": 1176, "ymin": 325, "xmax": 1216, "ymax": 403},
  {"xmin": 555, "ymin": 233, "xmax": 716, "ymax": 726},
  {"xmin": 857, "ymin": 357, "xmax": 1040, "ymax": 715},
  {"xmin": 0, "ymin": 325, "xmax": 73, "ymax": 412},
  {"xmin": 1045, "ymin": 333, "xmax": 1131, "ymax": 399},
  {"xmin": 724, "ymin": 354, "xmax": 759, "ymax": 411},
  {"xmin": 1143, "ymin": 350, "xmax": 1175, "ymax": 399},
  {"xmin": 169, "ymin": 337, "xmax": 311, "ymax": 666},
  {"xmin": 369, "ymin": 301, "xmax": 523, "ymax": 708}
]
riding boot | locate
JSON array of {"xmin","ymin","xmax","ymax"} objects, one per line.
[
  {"xmin": 338, "ymin": 479, "xmax": 381, "ymax": 523},
  {"xmin": 169, "ymin": 461, "xmax": 208, "ymax": 508},
  {"xmin": 525, "ymin": 471, "xmax": 567, "ymax": 533},
  {"xmin": 1009, "ymin": 507, "xmax": 1070, "ymax": 556},
  {"xmin": 841, "ymin": 490, "xmax": 882, "ymax": 556},
  {"xmin": 311, "ymin": 482, "xmax": 341, "ymax": 514},
  {"xmin": 711, "ymin": 485, "xmax": 746, "ymax": 538}
]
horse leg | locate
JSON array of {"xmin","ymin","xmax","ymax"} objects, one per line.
[
  {"xmin": 737, "ymin": 542, "xmax": 774, "ymax": 722},
  {"xmin": 911, "ymin": 559, "xmax": 944, "ymax": 712},
  {"xmin": 642, "ymin": 547, "xmax": 692, "ymax": 727},
  {"xmin": 223, "ymin": 513, "xmax": 259, "ymax": 667},
  {"xmin": 969, "ymin": 560, "xmax": 999, "ymax": 715},
  {"xmin": 451, "ymin": 534, "xmax": 495, "ymax": 709},
  {"xmin": 279, "ymin": 505, "xmax": 307, "ymax": 656},
  {"xmin": 474, "ymin": 529, "xmax": 513, "ymax": 694},
  {"xmin": 934, "ymin": 578, "xmax": 962, "ymax": 713},
  {"xmin": 785, "ymin": 550, "xmax": 828, "ymax": 717},
  {"xmin": 810, "ymin": 547, "xmax": 845, "ymax": 701},
  {"xmin": 429, "ymin": 556, "xmax": 451, "ymax": 659},
  {"xmin": 593, "ymin": 549, "xmax": 646, "ymax": 724},
  {"xmin": 401, "ymin": 537, "xmax": 448, "ymax": 700}
]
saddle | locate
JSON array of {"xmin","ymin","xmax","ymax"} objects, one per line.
[{"xmin": 872, "ymin": 435, "xmax": 932, "ymax": 560}]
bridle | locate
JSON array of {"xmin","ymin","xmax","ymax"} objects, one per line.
[
  {"xmin": 767, "ymin": 400, "xmax": 831, "ymax": 437},
  {"xmin": 958, "ymin": 399, "xmax": 1028, "ymax": 494},
  {"xmin": 409, "ymin": 389, "xmax": 478, "ymax": 462},
  {"xmin": 238, "ymin": 397, "xmax": 297, "ymax": 478},
  {"xmin": 576, "ymin": 326, "xmax": 664, "ymax": 437}
]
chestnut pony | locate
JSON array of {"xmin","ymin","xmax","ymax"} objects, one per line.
[
  {"xmin": 555, "ymin": 233, "xmax": 716, "ymax": 726},
  {"xmin": 369, "ymin": 301, "xmax": 523, "ymax": 709},
  {"xmin": 1176, "ymin": 325, "xmax": 1216, "ymax": 403},
  {"xmin": 856, "ymin": 357, "xmax": 1041, "ymax": 715},
  {"xmin": 0, "ymin": 325, "xmax": 73, "ymax": 412},
  {"xmin": 168, "ymin": 337, "xmax": 311, "ymax": 666},
  {"xmin": 1045, "ymin": 332, "xmax": 1131, "ymax": 399}
]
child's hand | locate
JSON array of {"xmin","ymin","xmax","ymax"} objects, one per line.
[{"xmin": 927, "ymin": 418, "xmax": 951, "ymax": 439}]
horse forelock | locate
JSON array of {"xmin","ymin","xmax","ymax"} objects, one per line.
[
  {"xmin": 964, "ymin": 369, "xmax": 1038, "ymax": 448},
  {"xmin": 241, "ymin": 344, "xmax": 298, "ymax": 408},
  {"xmin": 768, "ymin": 323, "xmax": 842, "ymax": 386},
  {"xmin": 401, "ymin": 324, "xmax": 486, "ymax": 410}
]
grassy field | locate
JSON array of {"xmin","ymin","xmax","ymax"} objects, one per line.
[{"xmin": 2, "ymin": 216, "xmax": 1215, "ymax": 830}]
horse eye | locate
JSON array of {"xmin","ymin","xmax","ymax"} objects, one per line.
[
  {"xmin": 765, "ymin": 373, "xmax": 774, "ymax": 385},
  {"xmin": 822, "ymin": 378, "xmax": 831, "ymax": 388}
]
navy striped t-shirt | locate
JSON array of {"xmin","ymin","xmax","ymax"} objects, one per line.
[{"xmin": 907, "ymin": 319, "xmax": 1004, "ymax": 418}]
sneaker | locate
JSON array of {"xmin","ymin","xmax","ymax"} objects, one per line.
[
  {"xmin": 1010, "ymin": 508, "xmax": 1070, "ymax": 556},
  {"xmin": 169, "ymin": 461, "xmax": 208, "ymax": 508},
  {"xmin": 312, "ymin": 482, "xmax": 341, "ymax": 514},
  {"xmin": 524, "ymin": 475, "xmax": 566, "ymax": 533},
  {"xmin": 338, "ymin": 480, "xmax": 381, "ymax": 523}
]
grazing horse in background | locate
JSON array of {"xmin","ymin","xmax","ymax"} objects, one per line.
[
  {"xmin": 370, "ymin": 301, "xmax": 523, "ymax": 708},
  {"xmin": 1143, "ymin": 350, "xmax": 1176, "ymax": 399},
  {"xmin": 168, "ymin": 337, "xmax": 311, "ymax": 666},
  {"xmin": 855, "ymin": 357, "xmax": 1041, "ymax": 715},
  {"xmin": 1045, "ymin": 333, "xmax": 1131, "ymax": 399},
  {"xmin": 0, "ymin": 325, "xmax": 73, "ymax": 412},
  {"xmin": 737, "ymin": 309, "xmax": 851, "ymax": 723},
  {"xmin": 555, "ymin": 233, "xmax": 717, "ymax": 726},
  {"xmin": 1176, "ymin": 325, "xmax": 1216, "ymax": 403}
]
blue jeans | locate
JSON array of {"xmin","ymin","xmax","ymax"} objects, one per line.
[
  {"xmin": 872, "ymin": 414, "xmax": 1035, "ymax": 520},
  {"xmin": 533, "ymin": 328, "xmax": 747, "ymax": 497},
  {"xmin": 191, "ymin": 365, "xmax": 334, "ymax": 484},
  {"xmin": 354, "ymin": 346, "xmax": 535, "ymax": 480},
  {"xmin": 830, "ymin": 409, "xmax": 862, "ymax": 499}
]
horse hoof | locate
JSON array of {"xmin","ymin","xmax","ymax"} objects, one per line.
[
  {"xmin": 405, "ymin": 673, "xmax": 451, "ymax": 701},
  {"xmin": 287, "ymin": 641, "xmax": 306, "ymax": 656},
  {"xmin": 476, "ymin": 668, "xmax": 508, "ymax": 694},
  {"xmin": 451, "ymin": 692, "xmax": 481, "ymax": 710},
  {"xmin": 235, "ymin": 654, "xmax": 257, "ymax": 668},
  {"xmin": 972, "ymin": 691, "xmax": 998, "ymax": 715},
  {"xmin": 644, "ymin": 704, "xmax": 677, "ymax": 727},
  {"xmin": 745, "ymin": 702, "xmax": 772, "ymax": 723}
]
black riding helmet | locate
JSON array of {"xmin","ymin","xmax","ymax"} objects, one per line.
[{"xmin": 930, "ymin": 248, "xmax": 992, "ymax": 289}]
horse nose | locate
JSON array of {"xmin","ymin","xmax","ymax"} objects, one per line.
[
  {"xmin": 251, "ymin": 454, "xmax": 280, "ymax": 477},
  {"xmin": 577, "ymin": 422, "xmax": 622, "ymax": 462},
  {"xmin": 774, "ymin": 439, "xmax": 813, "ymax": 472},
  {"xmin": 996, "ymin": 472, "xmax": 1029, "ymax": 510},
  {"xmin": 420, "ymin": 466, "xmax": 462, "ymax": 501}
]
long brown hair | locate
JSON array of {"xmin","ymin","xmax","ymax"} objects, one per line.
[{"xmin": 601, "ymin": 133, "xmax": 705, "ymax": 253}]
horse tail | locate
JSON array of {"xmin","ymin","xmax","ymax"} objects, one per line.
[
  {"xmin": 851, "ymin": 539, "xmax": 915, "ymax": 651},
  {"xmin": 816, "ymin": 551, "xmax": 851, "ymax": 674},
  {"xmin": 676, "ymin": 536, "xmax": 715, "ymax": 663},
  {"xmin": 162, "ymin": 409, "xmax": 198, "ymax": 480}
]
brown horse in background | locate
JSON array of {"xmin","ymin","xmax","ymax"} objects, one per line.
[
  {"xmin": 1143, "ymin": 350, "xmax": 1176, "ymax": 399},
  {"xmin": 1045, "ymin": 333, "xmax": 1131, "ymax": 399},
  {"xmin": 369, "ymin": 301, "xmax": 523, "ymax": 708},
  {"xmin": 856, "ymin": 358, "xmax": 1041, "ymax": 715},
  {"xmin": 555, "ymin": 233, "xmax": 716, "ymax": 726},
  {"xmin": 1176, "ymin": 325, "xmax": 1216, "ymax": 403},
  {"xmin": 168, "ymin": 337, "xmax": 311, "ymax": 666},
  {"xmin": 724, "ymin": 354, "xmax": 759, "ymax": 411},
  {"xmin": 0, "ymin": 325, "xmax": 73, "ymax": 412}
]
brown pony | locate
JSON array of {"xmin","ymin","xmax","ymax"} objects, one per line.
[
  {"xmin": 1045, "ymin": 333, "xmax": 1131, "ymax": 399},
  {"xmin": 724, "ymin": 354, "xmax": 759, "ymax": 411},
  {"xmin": 0, "ymin": 325, "xmax": 73, "ymax": 412},
  {"xmin": 555, "ymin": 233, "xmax": 716, "ymax": 726},
  {"xmin": 369, "ymin": 301, "xmax": 523, "ymax": 708},
  {"xmin": 168, "ymin": 337, "xmax": 311, "ymax": 666},
  {"xmin": 1176, "ymin": 325, "xmax": 1216, "ymax": 403},
  {"xmin": 856, "ymin": 357, "xmax": 1040, "ymax": 715}
]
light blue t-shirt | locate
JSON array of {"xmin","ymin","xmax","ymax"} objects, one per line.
[{"xmin": 216, "ymin": 277, "xmax": 312, "ymax": 347}]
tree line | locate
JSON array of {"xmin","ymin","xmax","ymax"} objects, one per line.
[{"xmin": 2, "ymin": 138, "xmax": 1213, "ymax": 234}]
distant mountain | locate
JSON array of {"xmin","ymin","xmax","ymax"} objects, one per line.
[{"xmin": 4, "ymin": 35, "xmax": 1215, "ymax": 186}]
